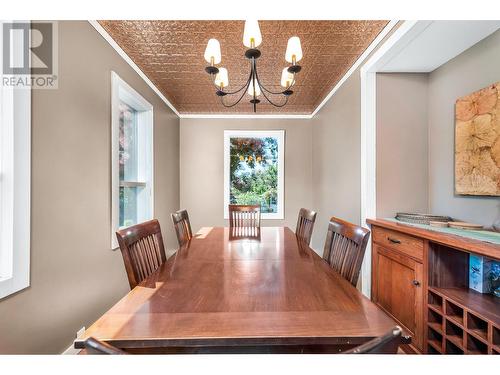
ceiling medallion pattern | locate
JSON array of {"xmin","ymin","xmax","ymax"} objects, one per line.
[{"xmin": 99, "ymin": 20, "xmax": 389, "ymax": 114}]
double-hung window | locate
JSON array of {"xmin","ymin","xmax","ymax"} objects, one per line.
[
  {"xmin": 0, "ymin": 22, "xmax": 31, "ymax": 299},
  {"xmin": 111, "ymin": 72, "xmax": 153, "ymax": 248}
]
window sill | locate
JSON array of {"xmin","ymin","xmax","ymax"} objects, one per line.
[{"xmin": 0, "ymin": 276, "xmax": 29, "ymax": 300}]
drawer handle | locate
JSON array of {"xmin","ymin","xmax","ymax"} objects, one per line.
[
  {"xmin": 412, "ymin": 280, "xmax": 420, "ymax": 286},
  {"xmin": 387, "ymin": 237, "xmax": 401, "ymax": 244}
]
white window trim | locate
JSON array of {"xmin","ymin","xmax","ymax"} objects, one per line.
[
  {"xmin": 0, "ymin": 21, "xmax": 31, "ymax": 299},
  {"xmin": 111, "ymin": 71, "xmax": 154, "ymax": 249},
  {"xmin": 223, "ymin": 130, "xmax": 284, "ymax": 220}
]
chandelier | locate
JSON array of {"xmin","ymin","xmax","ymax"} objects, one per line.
[{"xmin": 203, "ymin": 20, "xmax": 303, "ymax": 113}]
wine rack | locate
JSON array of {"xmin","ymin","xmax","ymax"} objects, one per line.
[{"xmin": 426, "ymin": 287, "xmax": 499, "ymax": 354}]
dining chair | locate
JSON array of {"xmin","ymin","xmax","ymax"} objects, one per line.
[
  {"xmin": 83, "ymin": 337, "xmax": 127, "ymax": 355},
  {"xmin": 295, "ymin": 208, "xmax": 317, "ymax": 245},
  {"xmin": 228, "ymin": 204, "xmax": 261, "ymax": 228},
  {"xmin": 116, "ymin": 219, "xmax": 167, "ymax": 289},
  {"xmin": 171, "ymin": 209, "xmax": 193, "ymax": 247},
  {"xmin": 322, "ymin": 216, "xmax": 370, "ymax": 287},
  {"xmin": 344, "ymin": 326, "xmax": 405, "ymax": 354}
]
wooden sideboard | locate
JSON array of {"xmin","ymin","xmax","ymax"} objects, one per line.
[{"xmin": 367, "ymin": 218, "xmax": 500, "ymax": 354}]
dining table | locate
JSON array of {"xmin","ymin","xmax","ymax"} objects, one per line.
[{"xmin": 74, "ymin": 226, "xmax": 399, "ymax": 353}]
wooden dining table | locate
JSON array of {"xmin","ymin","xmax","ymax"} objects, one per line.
[{"xmin": 74, "ymin": 226, "xmax": 398, "ymax": 353}]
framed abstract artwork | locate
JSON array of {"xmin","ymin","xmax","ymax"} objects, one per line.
[{"xmin": 455, "ymin": 82, "xmax": 500, "ymax": 196}]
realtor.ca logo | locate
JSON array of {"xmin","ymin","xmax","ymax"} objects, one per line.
[{"xmin": 1, "ymin": 21, "xmax": 58, "ymax": 89}]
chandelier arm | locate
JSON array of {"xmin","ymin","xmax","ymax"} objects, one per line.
[
  {"xmin": 259, "ymin": 85, "xmax": 290, "ymax": 108},
  {"xmin": 254, "ymin": 63, "xmax": 298, "ymax": 94},
  {"xmin": 212, "ymin": 73, "xmax": 252, "ymax": 95},
  {"xmin": 254, "ymin": 59, "xmax": 288, "ymax": 108},
  {"xmin": 219, "ymin": 79, "xmax": 252, "ymax": 108},
  {"xmin": 212, "ymin": 61, "xmax": 253, "ymax": 95},
  {"xmin": 253, "ymin": 64, "xmax": 287, "ymax": 95}
]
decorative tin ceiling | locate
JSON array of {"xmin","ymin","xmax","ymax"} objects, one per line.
[{"xmin": 99, "ymin": 20, "xmax": 388, "ymax": 114}]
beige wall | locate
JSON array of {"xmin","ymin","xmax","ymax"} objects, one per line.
[
  {"xmin": 310, "ymin": 72, "xmax": 363, "ymax": 253},
  {"xmin": 179, "ymin": 118, "xmax": 312, "ymax": 232},
  {"xmin": 376, "ymin": 73, "xmax": 429, "ymax": 218},
  {"xmin": 308, "ymin": 24, "xmax": 402, "ymax": 255},
  {"xmin": 373, "ymin": 30, "xmax": 500, "ymax": 226},
  {"xmin": 0, "ymin": 21, "xmax": 180, "ymax": 354},
  {"xmin": 428, "ymin": 29, "xmax": 500, "ymax": 227},
  {"xmin": 6, "ymin": 20, "xmax": 499, "ymax": 354}
]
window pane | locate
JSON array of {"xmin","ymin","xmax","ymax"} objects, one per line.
[
  {"xmin": 229, "ymin": 137, "xmax": 278, "ymax": 213},
  {"xmin": 119, "ymin": 102, "xmax": 138, "ymax": 227},
  {"xmin": 119, "ymin": 186, "xmax": 139, "ymax": 228},
  {"xmin": 119, "ymin": 102, "xmax": 138, "ymax": 182}
]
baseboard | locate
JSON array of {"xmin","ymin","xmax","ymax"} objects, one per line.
[
  {"xmin": 62, "ymin": 343, "xmax": 81, "ymax": 355},
  {"xmin": 61, "ymin": 326, "xmax": 86, "ymax": 354},
  {"xmin": 166, "ymin": 248, "xmax": 178, "ymax": 259}
]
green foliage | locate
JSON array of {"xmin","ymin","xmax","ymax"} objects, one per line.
[
  {"xmin": 230, "ymin": 189, "xmax": 261, "ymax": 205},
  {"xmin": 229, "ymin": 137, "xmax": 279, "ymax": 213}
]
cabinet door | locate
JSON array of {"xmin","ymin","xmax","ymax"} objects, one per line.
[{"xmin": 372, "ymin": 244, "xmax": 423, "ymax": 350}]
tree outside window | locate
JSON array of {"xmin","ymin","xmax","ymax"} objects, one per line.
[
  {"xmin": 229, "ymin": 137, "xmax": 278, "ymax": 213},
  {"xmin": 224, "ymin": 130, "xmax": 284, "ymax": 220}
]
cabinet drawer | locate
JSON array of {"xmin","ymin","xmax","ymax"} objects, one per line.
[{"xmin": 372, "ymin": 226, "xmax": 423, "ymax": 261}]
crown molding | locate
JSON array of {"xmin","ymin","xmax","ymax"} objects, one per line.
[
  {"xmin": 88, "ymin": 20, "xmax": 181, "ymax": 117},
  {"xmin": 311, "ymin": 19, "xmax": 399, "ymax": 117}
]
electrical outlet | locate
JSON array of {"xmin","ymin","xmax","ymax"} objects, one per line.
[{"xmin": 76, "ymin": 326, "xmax": 86, "ymax": 338}]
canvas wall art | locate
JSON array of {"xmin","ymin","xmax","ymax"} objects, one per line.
[{"xmin": 455, "ymin": 82, "xmax": 500, "ymax": 196}]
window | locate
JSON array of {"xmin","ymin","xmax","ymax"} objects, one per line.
[
  {"xmin": 0, "ymin": 22, "xmax": 31, "ymax": 299},
  {"xmin": 111, "ymin": 72, "xmax": 153, "ymax": 248},
  {"xmin": 224, "ymin": 130, "xmax": 284, "ymax": 220}
]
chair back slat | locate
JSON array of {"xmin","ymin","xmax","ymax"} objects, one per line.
[
  {"xmin": 322, "ymin": 216, "xmax": 370, "ymax": 286},
  {"xmin": 344, "ymin": 326, "xmax": 404, "ymax": 354},
  {"xmin": 229, "ymin": 225, "xmax": 261, "ymax": 239},
  {"xmin": 295, "ymin": 208, "xmax": 317, "ymax": 245},
  {"xmin": 171, "ymin": 209, "xmax": 193, "ymax": 247},
  {"xmin": 228, "ymin": 205, "xmax": 261, "ymax": 229},
  {"xmin": 116, "ymin": 219, "xmax": 167, "ymax": 289}
]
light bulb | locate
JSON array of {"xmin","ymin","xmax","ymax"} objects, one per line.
[
  {"xmin": 214, "ymin": 68, "xmax": 229, "ymax": 89},
  {"xmin": 247, "ymin": 80, "xmax": 261, "ymax": 97},
  {"xmin": 243, "ymin": 20, "xmax": 262, "ymax": 48},
  {"xmin": 285, "ymin": 36, "xmax": 302, "ymax": 64},
  {"xmin": 204, "ymin": 38, "xmax": 221, "ymax": 65},
  {"xmin": 281, "ymin": 67, "xmax": 294, "ymax": 88}
]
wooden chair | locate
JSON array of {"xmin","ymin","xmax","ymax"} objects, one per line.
[
  {"xmin": 295, "ymin": 208, "xmax": 317, "ymax": 245},
  {"xmin": 116, "ymin": 219, "xmax": 167, "ymax": 289},
  {"xmin": 322, "ymin": 216, "xmax": 370, "ymax": 286},
  {"xmin": 171, "ymin": 209, "xmax": 193, "ymax": 247},
  {"xmin": 228, "ymin": 204, "xmax": 261, "ymax": 229},
  {"xmin": 83, "ymin": 337, "xmax": 127, "ymax": 355},
  {"xmin": 228, "ymin": 226, "xmax": 261, "ymax": 240},
  {"xmin": 344, "ymin": 326, "xmax": 405, "ymax": 354}
]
